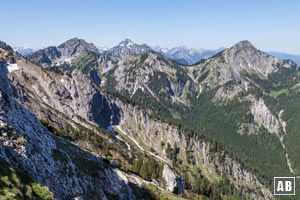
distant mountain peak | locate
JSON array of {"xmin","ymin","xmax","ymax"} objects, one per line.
[
  {"xmin": 232, "ymin": 40, "xmax": 256, "ymax": 51},
  {"xmin": 58, "ymin": 38, "xmax": 89, "ymax": 48},
  {"xmin": 222, "ymin": 40, "xmax": 263, "ymax": 60},
  {"xmin": 66, "ymin": 37, "xmax": 80, "ymax": 41},
  {"xmin": 29, "ymin": 38, "xmax": 99, "ymax": 68},
  {"xmin": 103, "ymin": 39, "xmax": 152, "ymax": 58},
  {"xmin": 57, "ymin": 38, "xmax": 98, "ymax": 56},
  {"xmin": 154, "ymin": 45, "xmax": 223, "ymax": 65},
  {"xmin": 117, "ymin": 39, "xmax": 140, "ymax": 49},
  {"xmin": 211, "ymin": 40, "xmax": 289, "ymax": 78},
  {"xmin": 13, "ymin": 47, "xmax": 35, "ymax": 56},
  {"xmin": 97, "ymin": 46, "xmax": 109, "ymax": 53},
  {"xmin": 151, "ymin": 45, "xmax": 169, "ymax": 54}
]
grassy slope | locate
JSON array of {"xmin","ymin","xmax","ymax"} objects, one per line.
[{"xmin": 0, "ymin": 158, "xmax": 53, "ymax": 200}]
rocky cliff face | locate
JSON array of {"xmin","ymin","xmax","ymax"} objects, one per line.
[
  {"xmin": 8, "ymin": 54, "xmax": 120, "ymax": 128},
  {"xmin": 162, "ymin": 164, "xmax": 184, "ymax": 196},
  {"xmin": 104, "ymin": 51, "xmax": 199, "ymax": 106},
  {"xmin": 0, "ymin": 60, "xmax": 135, "ymax": 199},
  {"xmin": 117, "ymin": 101, "xmax": 274, "ymax": 199},
  {"xmin": 249, "ymin": 96, "xmax": 281, "ymax": 135}
]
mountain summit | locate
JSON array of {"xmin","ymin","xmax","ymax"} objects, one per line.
[
  {"xmin": 188, "ymin": 40, "xmax": 296, "ymax": 93},
  {"xmin": 106, "ymin": 39, "xmax": 152, "ymax": 57},
  {"xmin": 219, "ymin": 40, "xmax": 282, "ymax": 76},
  {"xmin": 57, "ymin": 37, "xmax": 98, "ymax": 56},
  {"xmin": 232, "ymin": 40, "xmax": 255, "ymax": 50},
  {"xmin": 98, "ymin": 39, "xmax": 153, "ymax": 69},
  {"xmin": 29, "ymin": 38, "xmax": 99, "ymax": 68},
  {"xmin": 118, "ymin": 38, "xmax": 136, "ymax": 48}
]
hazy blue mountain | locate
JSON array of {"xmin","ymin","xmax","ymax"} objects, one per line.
[
  {"xmin": 151, "ymin": 45, "xmax": 225, "ymax": 65},
  {"xmin": 13, "ymin": 47, "xmax": 35, "ymax": 56},
  {"xmin": 268, "ymin": 51, "xmax": 300, "ymax": 65}
]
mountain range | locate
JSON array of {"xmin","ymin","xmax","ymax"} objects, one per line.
[
  {"xmin": 14, "ymin": 40, "xmax": 300, "ymax": 66},
  {"xmin": 1, "ymin": 37, "xmax": 300, "ymax": 199},
  {"xmin": 151, "ymin": 45, "xmax": 225, "ymax": 65}
]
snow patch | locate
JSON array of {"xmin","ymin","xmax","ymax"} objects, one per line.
[
  {"xmin": 7, "ymin": 63, "xmax": 19, "ymax": 72},
  {"xmin": 126, "ymin": 41, "xmax": 134, "ymax": 48},
  {"xmin": 64, "ymin": 58, "xmax": 72, "ymax": 64}
]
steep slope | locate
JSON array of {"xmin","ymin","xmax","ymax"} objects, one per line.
[
  {"xmin": 0, "ymin": 157, "xmax": 53, "ymax": 200},
  {"xmin": 9, "ymin": 59, "xmax": 121, "ymax": 128},
  {"xmin": 0, "ymin": 60, "xmax": 135, "ymax": 199},
  {"xmin": 103, "ymin": 51, "xmax": 200, "ymax": 122},
  {"xmin": 2, "ymin": 41, "xmax": 198, "ymax": 199},
  {"xmin": 115, "ymin": 101, "xmax": 274, "ymax": 200},
  {"xmin": 0, "ymin": 41, "xmax": 186, "ymax": 199}
]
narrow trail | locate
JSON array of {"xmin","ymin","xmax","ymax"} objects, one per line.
[
  {"xmin": 114, "ymin": 125, "xmax": 169, "ymax": 164},
  {"xmin": 116, "ymin": 135, "xmax": 131, "ymax": 151},
  {"xmin": 279, "ymin": 136, "xmax": 295, "ymax": 174},
  {"xmin": 278, "ymin": 110, "xmax": 295, "ymax": 175},
  {"xmin": 114, "ymin": 169, "xmax": 164, "ymax": 191}
]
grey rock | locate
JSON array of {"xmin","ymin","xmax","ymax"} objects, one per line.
[
  {"xmin": 162, "ymin": 164, "xmax": 184, "ymax": 195},
  {"xmin": 249, "ymin": 96, "xmax": 281, "ymax": 135},
  {"xmin": 9, "ymin": 61, "xmax": 121, "ymax": 128}
]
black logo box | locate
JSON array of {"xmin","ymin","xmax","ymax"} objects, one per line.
[{"xmin": 274, "ymin": 177, "xmax": 295, "ymax": 195}]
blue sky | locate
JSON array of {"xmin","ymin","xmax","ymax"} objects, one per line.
[{"xmin": 1, "ymin": 0, "xmax": 300, "ymax": 53}]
